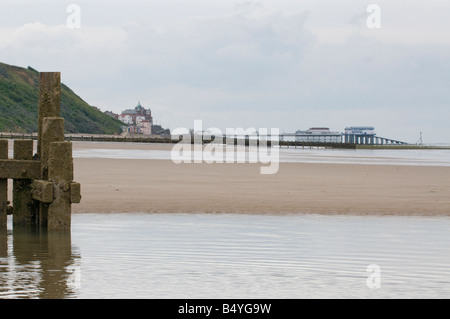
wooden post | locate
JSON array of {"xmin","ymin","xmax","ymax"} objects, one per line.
[
  {"xmin": 0, "ymin": 134, "xmax": 5, "ymax": 251},
  {"xmin": 47, "ymin": 141, "xmax": 73, "ymax": 231},
  {"xmin": 0, "ymin": 140, "xmax": 8, "ymax": 227},
  {"xmin": 37, "ymin": 72, "xmax": 61, "ymax": 158},
  {"xmin": 38, "ymin": 117, "xmax": 65, "ymax": 227},
  {"xmin": 13, "ymin": 140, "xmax": 35, "ymax": 226},
  {"xmin": 0, "ymin": 71, "xmax": 80, "ymax": 231},
  {"xmin": 36, "ymin": 72, "xmax": 62, "ymax": 227},
  {"xmin": 40, "ymin": 117, "xmax": 65, "ymax": 180}
]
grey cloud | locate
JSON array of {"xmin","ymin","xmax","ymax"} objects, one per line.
[
  {"xmin": 120, "ymin": 4, "xmax": 315, "ymax": 93},
  {"xmin": 1, "ymin": 0, "xmax": 450, "ymax": 142}
]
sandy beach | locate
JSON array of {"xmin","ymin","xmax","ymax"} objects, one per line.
[{"xmin": 71, "ymin": 142, "xmax": 450, "ymax": 216}]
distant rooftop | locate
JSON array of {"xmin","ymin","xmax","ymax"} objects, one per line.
[
  {"xmin": 122, "ymin": 101, "xmax": 151, "ymax": 115},
  {"xmin": 345, "ymin": 126, "xmax": 375, "ymax": 130}
]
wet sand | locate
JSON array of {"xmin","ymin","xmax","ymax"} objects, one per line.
[{"xmin": 72, "ymin": 143, "xmax": 450, "ymax": 215}]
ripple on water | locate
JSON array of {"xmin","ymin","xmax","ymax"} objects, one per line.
[{"xmin": 1, "ymin": 213, "xmax": 450, "ymax": 298}]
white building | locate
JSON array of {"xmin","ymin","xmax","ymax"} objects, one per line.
[
  {"xmin": 344, "ymin": 126, "xmax": 376, "ymax": 135},
  {"xmin": 135, "ymin": 116, "xmax": 146, "ymax": 125},
  {"xmin": 140, "ymin": 120, "xmax": 152, "ymax": 135},
  {"xmin": 118, "ymin": 114, "xmax": 134, "ymax": 125},
  {"xmin": 295, "ymin": 127, "xmax": 342, "ymax": 143},
  {"xmin": 119, "ymin": 102, "xmax": 156, "ymax": 135},
  {"xmin": 343, "ymin": 126, "xmax": 376, "ymax": 144}
]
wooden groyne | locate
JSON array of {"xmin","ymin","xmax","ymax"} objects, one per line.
[
  {"xmin": 0, "ymin": 72, "xmax": 81, "ymax": 231},
  {"xmin": 0, "ymin": 133, "xmax": 359, "ymax": 149}
]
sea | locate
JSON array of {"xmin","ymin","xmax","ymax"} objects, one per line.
[
  {"xmin": 1, "ymin": 143, "xmax": 450, "ymax": 299},
  {"xmin": 72, "ymin": 142, "xmax": 450, "ymax": 166}
]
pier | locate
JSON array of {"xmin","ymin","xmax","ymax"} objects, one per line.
[
  {"xmin": 0, "ymin": 132, "xmax": 408, "ymax": 149},
  {"xmin": 342, "ymin": 134, "xmax": 407, "ymax": 145},
  {"xmin": 280, "ymin": 132, "xmax": 408, "ymax": 146}
]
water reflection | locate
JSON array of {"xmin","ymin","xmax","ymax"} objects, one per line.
[
  {"xmin": 0, "ymin": 221, "xmax": 80, "ymax": 299},
  {"xmin": 2, "ymin": 213, "xmax": 450, "ymax": 298}
]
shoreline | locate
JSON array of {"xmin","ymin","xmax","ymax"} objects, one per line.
[
  {"xmin": 2, "ymin": 135, "xmax": 450, "ymax": 150},
  {"xmin": 4, "ymin": 141, "xmax": 450, "ymax": 216},
  {"xmin": 72, "ymin": 149, "xmax": 450, "ymax": 216}
]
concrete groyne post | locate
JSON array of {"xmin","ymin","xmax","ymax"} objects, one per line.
[
  {"xmin": 0, "ymin": 71, "xmax": 80, "ymax": 231},
  {"xmin": 0, "ymin": 140, "xmax": 7, "ymax": 227},
  {"xmin": 47, "ymin": 141, "xmax": 75, "ymax": 231},
  {"xmin": 37, "ymin": 73, "xmax": 61, "ymax": 157},
  {"xmin": 34, "ymin": 73, "xmax": 81, "ymax": 230},
  {"xmin": 0, "ymin": 141, "xmax": 5, "ymax": 252},
  {"xmin": 13, "ymin": 140, "xmax": 34, "ymax": 226},
  {"xmin": 36, "ymin": 72, "xmax": 62, "ymax": 227},
  {"xmin": 34, "ymin": 73, "xmax": 80, "ymax": 230},
  {"xmin": 37, "ymin": 117, "xmax": 65, "ymax": 227}
]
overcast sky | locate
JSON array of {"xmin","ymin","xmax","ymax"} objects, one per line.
[{"xmin": 1, "ymin": 0, "xmax": 449, "ymax": 143}]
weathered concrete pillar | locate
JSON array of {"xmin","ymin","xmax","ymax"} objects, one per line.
[
  {"xmin": 0, "ymin": 140, "xmax": 8, "ymax": 228},
  {"xmin": 13, "ymin": 140, "xmax": 35, "ymax": 226},
  {"xmin": 40, "ymin": 117, "xmax": 65, "ymax": 180},
  {"xmin": 36, "ymin": 73, "xmax": 63, "ymax": 228},
  {"xmin": 38, "ymin": 117, "xmax": 65, "ymax": 227},
  {"xmin": 47, "ymin": 141, "xmax": 73, "ymax": 231},
  {"xmin": 37, "ymin": 72, "xmax": 61, "ymax": 157}
]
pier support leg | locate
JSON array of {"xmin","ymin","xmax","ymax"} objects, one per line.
[
  {"xmin": 13, "ymin": 140, "xmax": 35, "ymax": 226},
  {"xmin": 0, "ymin": 140, "xmax": 7, "ymax": 228}
]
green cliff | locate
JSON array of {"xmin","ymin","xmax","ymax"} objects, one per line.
[{"xmin": 0, "ymin": 62, "xmax": 123, "ymax": 134}]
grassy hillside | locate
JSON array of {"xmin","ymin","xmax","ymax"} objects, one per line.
[{"xmin": 0, "ymin": 62, "xmax": 123, "ymax": 134}]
